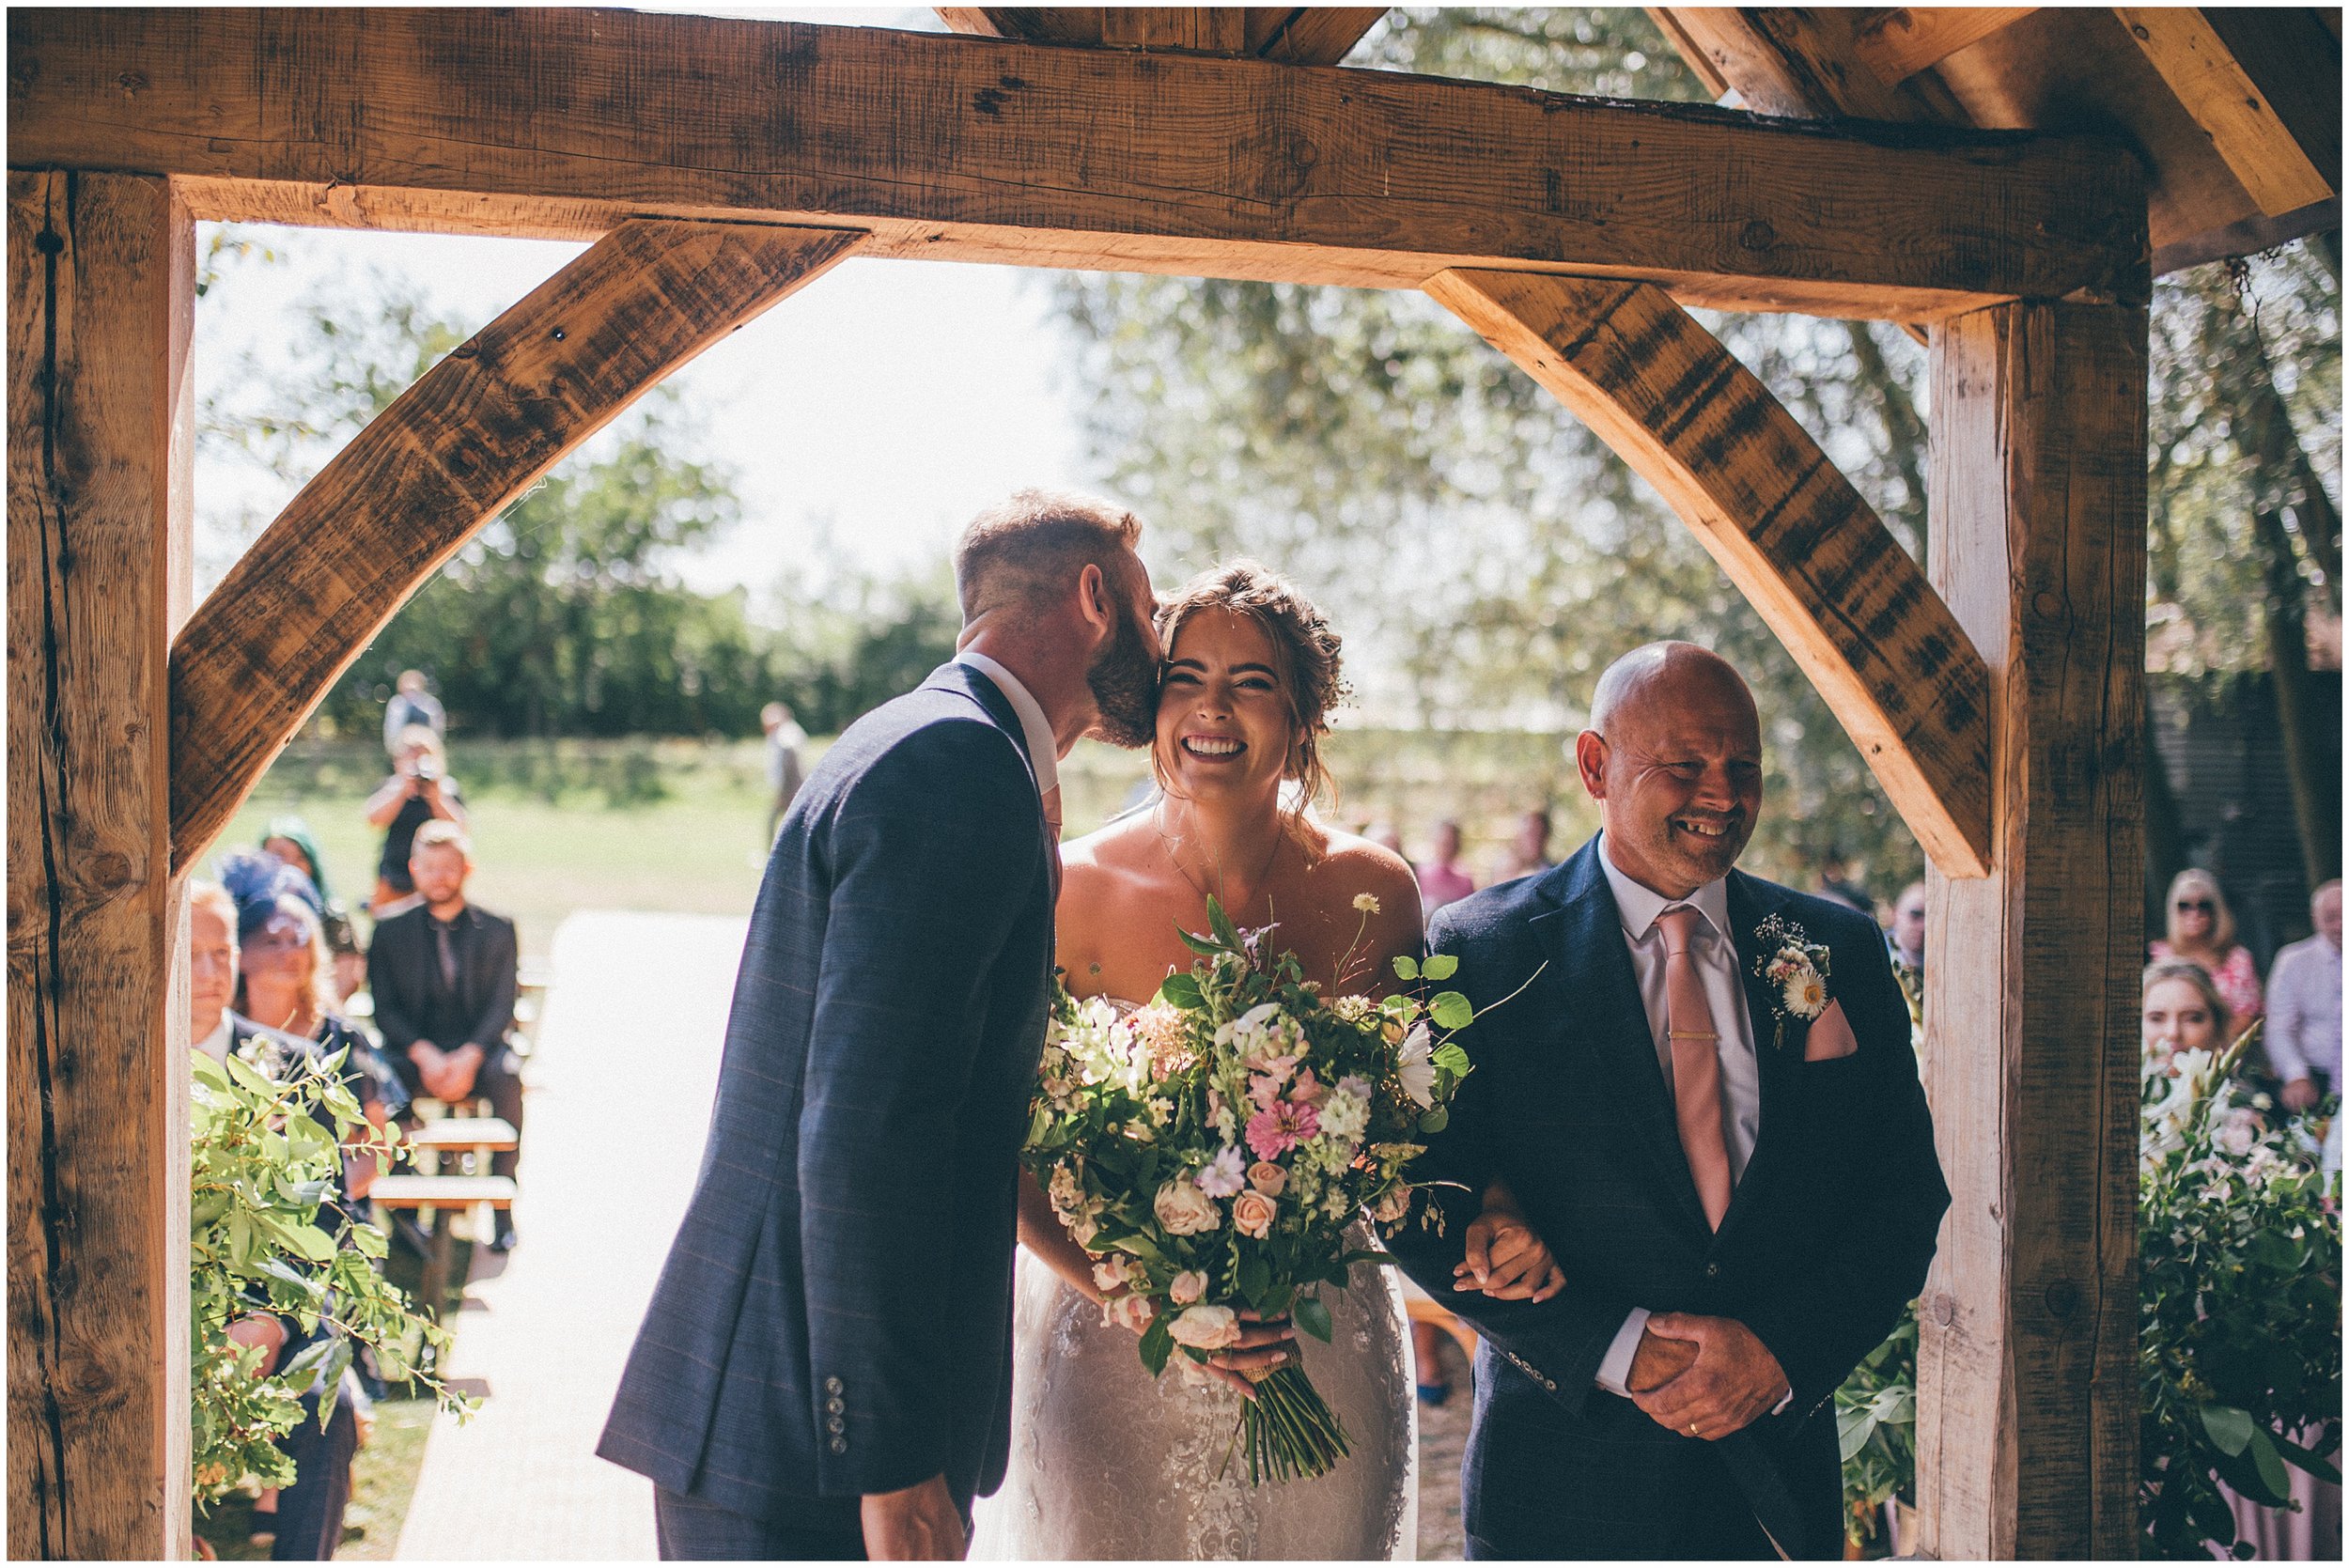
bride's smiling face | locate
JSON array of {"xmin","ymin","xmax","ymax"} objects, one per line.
[{"xmin": 1156, "ymin": 609, "xmax": 1295, "ymax": 804}]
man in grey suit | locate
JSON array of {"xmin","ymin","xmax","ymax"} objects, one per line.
[{"xmin": 600, "ymin": 490, "xmax": 1162, "ymax": 1560}]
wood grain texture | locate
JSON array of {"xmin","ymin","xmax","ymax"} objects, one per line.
[
  {"xmin": 1849, "ymin": 8, "xmax": 2039, "ymax": 85},
  {"xmin": 1914, "ymin": 301, "xmax": 2146, "ymax": 1560},
  {"xmin": 2115, "ymin": 8, "xmax": 2334, "ymax": 217},
  {"xmin": 1426, "ymin": 268, "xmax": 1994, "ymax": 876},
  {"xmin": 938, "ymin": 8, "xmax": 1384, "ymax": 63},
  {"xmin": 1657, "ymin": 8, "xmax": 1921, "ymax": 120},
  {"xmin": 166, "ymin": 221, "xmax": 863, "ymax": 873},
  {"xmin": 8, "ymin": 169, "xmax": 194, "ymax": 1560},
  {"xmin": 5, "ymin": 8, "xmax": 2149, "ymax": 319}
]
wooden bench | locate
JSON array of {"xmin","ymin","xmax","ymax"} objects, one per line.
[
  {"xmin": 402, "ymin": 1116, "xmax": 518, "ymax": 1162},
  {"xmin": 369, "ymin": 1173, "xmax": 518, "ymax": 1317}
]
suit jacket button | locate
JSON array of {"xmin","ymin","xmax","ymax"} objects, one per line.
[
  {"xmin": 824, "ymin": 1376, "xmax": 844, "ymax": 1395},
  {"xmin": 830, "ymin": 1436, "xmax": 848, "ymax": 1454},
  {"xmin": 1704, "ymin": 1262, "xmax": 1720, "ymax": 1279},
  {"xmin": 825, "ymin": 1397, "xmax": 846, "ymax": 1416},
  {"xmin": 826, "ymin": 1415, "xmax": 847, "ymax": 1435}
]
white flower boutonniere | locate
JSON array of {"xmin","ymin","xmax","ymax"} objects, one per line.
[{"xmin": 1751, "ymin": 913, "xmax": 1832, "ymax": 1052}]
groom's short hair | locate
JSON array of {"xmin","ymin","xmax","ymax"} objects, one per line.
[{"xmin": 954, "ymin": 489, "xmax": 1143, "ymax": 622}]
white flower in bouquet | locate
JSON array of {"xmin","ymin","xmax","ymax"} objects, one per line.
[
  {"xmin": 1396, "ymin": 1022, "xmax": 1438, "ymax": 1108},
  {"xmin": 1318, "ymin": 1082, "xmax": 1370, "ymax": 1142},
  {"xmin": 1233, "ymin": 1188, "xmax": 1279, "ymax": 1238},
  {"xmin": 1169, "ymin": 1269, "xmax": 1208, "ymax": 1305},
  {"xmin": 1195, "ymin": 1145, "xmax": 1247, "ymax": 1198},
  {"xmin": 1169, "ymin": 1304, "xmax": 1243, "ymax": 1351},
  {"xmin": 1154, "ymin": 1179, "xmax": 1221, "ymax": 1235},
  {"xmin": 1094, "ymin": 1256, "xmax": 1141, "ymax": 1295}
]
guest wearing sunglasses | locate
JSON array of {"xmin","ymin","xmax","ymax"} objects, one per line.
[{"xmin": 2150, "ymin": 868, "xmax": 2263, "ymax": 1036}]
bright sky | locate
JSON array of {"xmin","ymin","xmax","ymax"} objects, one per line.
[{"xmin": 193, "ymin": 6, "xmax": 1098, "ymax": 610}]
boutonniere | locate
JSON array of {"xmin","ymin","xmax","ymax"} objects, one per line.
[{"xmin": 1751, "ymin": 914, "xmax": 1832, "ymax": 1052}]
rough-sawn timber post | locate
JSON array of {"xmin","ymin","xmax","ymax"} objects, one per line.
[
  {"xmin": 7, "ymin": 169, "xmax": 196, "ymax": 1561},
  {"xmin": 1916, "ymin": 301, "xmax": 2147, "ymax": 1559}
]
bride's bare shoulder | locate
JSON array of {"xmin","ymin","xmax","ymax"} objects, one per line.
[{"xmin": 1312, "ymin": 824, "xmax": 1421, "ymax": 903}]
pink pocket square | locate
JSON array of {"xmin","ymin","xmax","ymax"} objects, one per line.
[{"xmin": 1803, "ymin": 1000, "xmax": 1859, "ymax": 1063}]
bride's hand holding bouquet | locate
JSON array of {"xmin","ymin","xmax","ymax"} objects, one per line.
[{"xmin": 1020, "ymin": 893, "xmax": 1480, "ymax": 1484}]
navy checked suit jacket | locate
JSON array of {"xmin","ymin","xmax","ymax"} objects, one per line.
[
  {"xmin": 1387, "ymin": 837, "xmax": 1949, "ymax": 1560},
  {"xmin": 598, "ymin": 663, "xmax": 1055, "ymax": 1526}
]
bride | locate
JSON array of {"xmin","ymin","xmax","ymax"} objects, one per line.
[{"xmin": 974, "ymin": 563, "xmax": 1563, "ymax": 1560}]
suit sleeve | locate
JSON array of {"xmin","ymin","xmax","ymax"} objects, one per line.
[
  {"xmin": 799, "ymin": 722, "xmax": 1045, "ymax": 1497},
  {"xmin": 1737, "ymin": 920, "xmax": 1950, "ymax": 1416},
  {"xmin": 462, "ymin": 919, "xmax": 519, "ymax": 1053},
  {"xmin": 366, "ymin": 924, "xmax": 423, "ymax": 1058},
  {"xmin": 1378, "ymin": 910, "xmax": 1641, "ymax": 1419}
]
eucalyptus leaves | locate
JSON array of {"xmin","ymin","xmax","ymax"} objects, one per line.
[{"xmin": 190, "ymin": 1042, "xmax": 472, "ymax": 1511}]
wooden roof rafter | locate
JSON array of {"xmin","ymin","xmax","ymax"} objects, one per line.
[{"xmin": 6, "ymin": 8, "xmax": 2148, "ymax": 321}]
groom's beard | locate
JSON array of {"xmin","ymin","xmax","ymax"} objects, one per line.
[{"xmin": 1085, "ymin": 605, "xmax": 1159, "ymax": 750}]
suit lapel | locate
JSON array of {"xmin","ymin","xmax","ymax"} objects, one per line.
[
  {"xmin": 1718, "ymin": 871, "xmax": 1796, "ymax": 1239},
  {"xmin": 1540, "ymin": 844, "xmax": 1712, "ymax": 1239}
]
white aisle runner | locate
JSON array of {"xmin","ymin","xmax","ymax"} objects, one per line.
[{"xmin": 396, "ymin": 911, "xmax": 745, "ymax": 1560}]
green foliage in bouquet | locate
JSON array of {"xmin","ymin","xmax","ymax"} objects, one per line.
[
  {"xmin": 190, "ymin": 1045, "xmax": 473, "ymax": 1511},
  {"xmin": 2139, "ymin": 1031, "xmax": 2341, "ymax": 1559},
  {"xmin": 1022, "ymin": 895, "xmax": 1477, "ymax": 1484}
]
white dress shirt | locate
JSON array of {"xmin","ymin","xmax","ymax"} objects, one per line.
[
  {"xmin": 1593, "ymin": 835, "xmax": 1766, "ymax": 1399},
  {"xmin": 955, "ymin": 649, "xmax": 1058, "ymax": 802},
  {"xmin": 2264, "ymin": 934, "xmax": 2342, "ymax": 1086},
  {"xmin": 196, "ymin": 1014, "xmax": 233, "ymax": 1065}
]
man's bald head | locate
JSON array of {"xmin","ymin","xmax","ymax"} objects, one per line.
[
  {"xmin": 1587, "ymin": 642, "xmax": 1756, "ymax": 738},
  {"xmin": 1576, "ymin": 642, "xmax": 1764, "ymax": 899}
]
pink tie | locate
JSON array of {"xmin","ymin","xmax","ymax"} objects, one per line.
[{"xmin": 1656, "ymin": 905, "xmax": 1733, "ymax": 1230}]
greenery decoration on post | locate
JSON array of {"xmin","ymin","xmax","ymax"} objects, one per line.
[
  {"xmin": 1829, "ymin": 1026, "xmax": 2341, "ymax": 1556},
  {"xmin": 190, "ymin": 1044, "xmax": 473, "ymax": 1510},
  {"xmin": 2139, "ymin": 1030, "xmax": 2341, "ymax": 1559}
]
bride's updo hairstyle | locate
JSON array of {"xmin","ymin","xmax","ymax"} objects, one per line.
[{"xmin": 1152, "ymin": 561, "xmax": 1349, "ymax": 822}]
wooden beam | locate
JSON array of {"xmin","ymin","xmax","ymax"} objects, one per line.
[
  {"xmin": 1914, "ymin": 300, "xmax": 2145, "ymax": 1559},
  {"xmin": 938, "ymin": 8, "xmax": 1385, "ymax": 63},
  {"xmin": 166, "ymin": 221, "xmax": 862, "ymax": 873},
  {"xmin": 1426, "ymin": 268, "xmax": 1994, "ymax": 876},
  {"xmin": 1849, "ymin": 8, "xmax": 2039, "ymax": 85},
  {"xmin": 2153, "ymin": 194, "xmax": 2340, "ymax": 277},
  {"xmin": 2117, "ymin": 8, "xmax": 2335, "ymax": 217},
  {"xmin": 1655, "ymin": 8, "xmax": 1922, "ymax": 120},
  {"xmin": 5, "ymin": 8, "xmax": 2150, "ymax": 320},
  {"xmin": 8, "ymin": 169, "xmax": 194, "ymax": 1560}
]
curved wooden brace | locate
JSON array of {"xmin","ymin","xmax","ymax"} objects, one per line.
[
  {"xmin": 1426, "ymin": 268, "xmax": 1994, "ymax": 877},
  {"xmin": 167, "ymin": 220, "xmax": 864, "ymax": 872}
]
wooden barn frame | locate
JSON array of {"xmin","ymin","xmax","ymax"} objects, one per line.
[{"xmin": 8, "ymin": 8, "xmax": 2162, "ymax": 1558}]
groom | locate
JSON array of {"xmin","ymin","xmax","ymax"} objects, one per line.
[
  {"xmin": 599, "ymin": 490, "xmax": 1162, "ymax": 1560},
  {"xmin": 1390, "ymin": 643, "xmax": 1949, "ymax": 1560}
]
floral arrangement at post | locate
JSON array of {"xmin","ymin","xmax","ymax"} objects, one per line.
[
  {"xmin": 1021, "ymin": 895, "xmax": 1476, "ymax": 1484},
  {"xmin": 190, "ymin": 1042, "xmax": 474, "ymax": 1512},
  {"xmin": 2139, "ymin": 1027, "xmax": 2341, "ymax": 1559}
]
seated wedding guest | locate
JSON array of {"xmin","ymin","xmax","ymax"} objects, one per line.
[
  {"xmin": 229, "ymin": 863, "xmax": 409, "ymax": 1201},
  {"xmin": 365, "ymin": 725, "xmax": 466, "ymax": 915},
  {"xmin": 1491, "ymin": 805, "xmax": 1553, "ymax": 883},
  {"xmin": 261, "ymin": 815, "xmax": 366, "ymax": 1003},
  {"xmin": 189, "ymin": 879, "xmax": 361, "ymax": 1561},
  {"xmin": 1416, "ymin": 817, "xmax": 1478, "ymax": 917},
  {"xmin": 2142, "ymin": 957, "xmax": 2232, "ymax": 1078},
  {"xmin": 367, "ymin": 821, "xmax": 523, "ymax": 1250},
  {"xmin": 2265, "ymin": 879, "xmax": 2343, "ymax": 1113},
  {"xmin": 2152, "ymin": 868, "xmax": 2263, "ymax": 1032}
]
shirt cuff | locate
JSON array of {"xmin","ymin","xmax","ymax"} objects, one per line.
[
  {"xmin": 1771, "ymin": 1384, "xmax": 1794, "ymax": 1416},
  {"xmin": 1594, "ymin": 1308, "xmax": 1651, "ymax": 1396}
]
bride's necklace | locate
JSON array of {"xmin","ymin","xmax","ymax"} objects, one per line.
[{"xmin": 1154, "ymin": 803, "xmax": 1283, "ymax": 919}]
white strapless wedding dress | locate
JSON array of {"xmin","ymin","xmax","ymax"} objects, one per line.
[{"xmin": 971, "ymin": 1002, "xmax": 1417, "ymax": 1562}]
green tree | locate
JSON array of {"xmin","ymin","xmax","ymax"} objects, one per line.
[
  {"xmin": 762, "ymin": 540, "xmax": 962, "ymax": 737},
  {"xmin": 1054, "ymin": 8, "xmax": 1934, "ymax": 894},
  {"xmin": 200, "ymin": 263, "xmax": 782, "ymax": 739}
]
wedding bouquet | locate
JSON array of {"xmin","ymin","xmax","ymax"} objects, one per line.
[{"xmin": 1020, "ymin": 895, "xmax": 1475, "ymax": 1484}]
